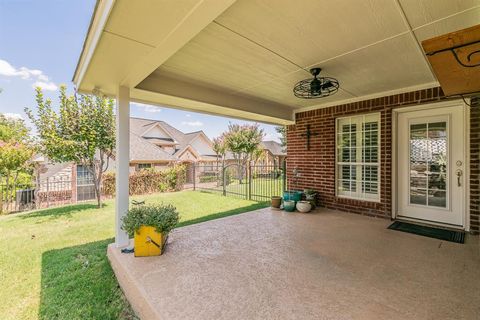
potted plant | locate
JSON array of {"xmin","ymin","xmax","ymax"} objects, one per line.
[
  {"xmin": 283, "ymin": 200, "xmax": 296, "ymax": 212},
  {"xmin": 282, "ymin": 167, "xmax": 303, "ymax": 208},
  {"xmin": 283, "ymin": 190, "xmax": 302, "ymax": 202},
  {"xmin": 271, "ymin": 196, "xmax": 282, "ymax": 208},
  {"xmin": 296, "ymin": 200, "xmax": 312, "ymax": 213},
  {"xmin": 304, "ymin": 189, "xmax": 317, "ymax": 209},
  {"xmin": 121, "ymin": 204, "xmax": 180, "ymax": 257}
]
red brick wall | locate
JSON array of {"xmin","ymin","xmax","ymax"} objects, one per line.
[
  {"xmin": 287, "ymin": 87, "xmax": 479, "ymax": 233},
  {"xmin": 469, "ymin": 96, "xmax": 480, "ymax": 233}
]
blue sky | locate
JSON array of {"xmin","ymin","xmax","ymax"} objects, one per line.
[{"xmin": 0, "ymin": 0, "xmax": 281, "ymax": 142}]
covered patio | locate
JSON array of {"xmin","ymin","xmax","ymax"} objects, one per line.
[
  {"xmin": 73, "ymin": 0, "xmax": 480, "ymax": 318},
  {"xmin": 73, "ymin": 1, "xmax": 480, "ymax": 245},
  {"xmin": 108, "ymin": 208, "xmax": 480, "ymax": 319}
]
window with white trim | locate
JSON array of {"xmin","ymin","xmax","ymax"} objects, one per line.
[
  {"xmin": 336, "ymin": 113, "xmax": 380, "ymax": 201},
  {"xmin": 137, "ymin": 163, "xmax": 152, "ymax": 171}
]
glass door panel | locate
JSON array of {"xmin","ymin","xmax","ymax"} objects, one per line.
[{"xmin": 409, "ymin": 122, "xmax": 447, "ymax": 208}]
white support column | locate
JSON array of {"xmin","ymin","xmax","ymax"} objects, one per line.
[{"xmin": 115, "ymin": 86, "xmax": 130, "ymax": 247}]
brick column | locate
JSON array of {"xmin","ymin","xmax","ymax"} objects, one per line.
[{"xmin": 469, "ymin": 96, "xmax": 480, "ymax": 234}]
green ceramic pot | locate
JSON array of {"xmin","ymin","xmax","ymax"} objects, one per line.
[
  {"xmin": 283, "ymin": 191, "xmax": 302, "ymax": 202},
  {"xmin": 283, "ymin": 200, "xmax": 296, "ymax": 212}
]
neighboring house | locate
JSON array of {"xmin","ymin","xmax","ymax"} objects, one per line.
[
  {"xmin": 33, "ymin": 155, "xmax": 73, "ymax": 185},
  {"xmin": 125, "ymin": 117, "xmax": 218, "ymax": 176},
  {"xmin": 33, "ymin": 155, "xmax": 96, "ymax": 202},
  {"xmin": 34, "ymin": 117, "xmax": 238, "ymax": 200},
  {"xmin": 35, "ymin": 117, "xmax": 287, "ymax": 200},
  {"xmin": 125, "ymin": 118, "xmax": 286, "ymax": 178},
  {"xmin": 258, "ymin": 140, "xmax": 286, "ymax": 168}
]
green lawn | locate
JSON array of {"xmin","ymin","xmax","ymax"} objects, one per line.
[{"xmin": 0, "ymin": 191, "xmax": 267, "ymax": 320}]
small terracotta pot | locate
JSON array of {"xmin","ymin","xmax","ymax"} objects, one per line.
[{"xmin": 271, "ymin": 196, "xmax": 282, "ymax": 208}]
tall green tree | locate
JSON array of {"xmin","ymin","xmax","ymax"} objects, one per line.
[
  {"xmin": 26, "ymin": 86, "xmax": 115, "ymax": 208},
  {"xmin": 0, "ymin": 114, "xmax": 34, "ymax": 210},
  {"xmin": 222, "ymin": 123, "xmax": 264, "ymax": 183},
  {"xmin": 223, "ymin": 123, "xmax": 264, "ymax": 165},
  {"xmin": 0, "ymin": 142, "xmax": 33, "ymax": 186},
  {"xmin": 0, "ymin": 113, "xmax": 29, "ymax": 143}
]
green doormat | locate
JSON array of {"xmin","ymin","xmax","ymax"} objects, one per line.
[{"xmin": 388, "ymin": 221, "xmax": 465, "ymax": 244}]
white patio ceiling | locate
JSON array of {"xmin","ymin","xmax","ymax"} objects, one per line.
[{"xmin": 73, "ymin": 0, "xmax": 480, "ymax": 125}]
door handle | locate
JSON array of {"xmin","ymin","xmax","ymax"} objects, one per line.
[{"xmin": 455, "ymin": 169, "xmax": 463, "ymax": 187}]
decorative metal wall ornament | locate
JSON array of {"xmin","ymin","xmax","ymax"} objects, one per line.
[
  {"xmin": 300, "ymin": 124, "xmax": 319, "ymax": 151},
  {"xmin": 425, "ymin": 40, "xmax": 480, "ymax": 68},
  {"xmin": 293, "ymin": 68, "xmax": 339, "ymax": 99}
]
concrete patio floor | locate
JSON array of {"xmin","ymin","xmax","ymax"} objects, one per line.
[{"xmin": 108, "ymin": 208, "xmax": 480, "ymax": 320}]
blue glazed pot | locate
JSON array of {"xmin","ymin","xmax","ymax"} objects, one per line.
[
  {"xmin": 283, "ymin": 191, "xmax": 302, "ymax": 202},
  {"xmin": 283, "ymin": 200, "xmax": 296, "ymax": 212}
]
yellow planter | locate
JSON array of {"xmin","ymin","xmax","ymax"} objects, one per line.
[{"xmin": 134, "ymin": 226, "xmax": 167, "ymax": 257}]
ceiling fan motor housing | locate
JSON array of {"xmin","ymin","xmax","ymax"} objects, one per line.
[{"xmin": 293, "ymin": 68, "xmax": 339, "ymax": 99}]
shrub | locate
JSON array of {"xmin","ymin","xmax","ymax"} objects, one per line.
[
  {"xmin": 163, "ymin": 165, "xmax": 186, "ymax": 191},
  {"xmin": 199, "ymin": 174, "xmax": 217, "ymax": 183},
  {"xmin": 101, "ymin": 172, "xmax": 116, "ymax": 196},
  {"xmin": 121, "ymin": 204, "xmax": 180, "ymax": 237},
  {"xmin": 102, "ymin": 164, "xmax": 186, "ymax": 196},
  {"xmin": 221, "ymin": 169, "xmax": 233, "ymax": 186}
]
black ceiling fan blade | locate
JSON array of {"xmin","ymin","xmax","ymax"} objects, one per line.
[{"xmin": 322, "ymin": 81, "xmax": 334, "ymax": 89}]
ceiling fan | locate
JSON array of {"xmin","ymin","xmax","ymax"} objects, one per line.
[{"xmin": 293, "ymin": 68, "xmax": 339, "ymax": 99}]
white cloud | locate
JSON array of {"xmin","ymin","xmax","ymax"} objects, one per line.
[
  {"xmin": 131, "ymin": 102, "xmax": 162, "ymax": 113},
  {"xmin": 0, "ymin": 60, "xmax": 19, "ymax": 77},
  {"xmin": 32, "ymin": 81, "xmax": 58, "ymax": 91},
  {"xmin": 143, "ymin": 106, "xmax": 162, "ymax": 113},
  {"xmin": 185, "ymin": 114, "xmax": 191, "ymax": 117},
  {"xmin": 0, "ymin": 60, "xmax": 39, "ymax": 80},
  {"xmin": 25, "ymin": 68, "xmax": 42, "ymax": 77},
  {"xmin": 37, "ymin": 74, "xmax": 49, "ymax": 81},
  {"xmin": 0, "ymin": 58, "xmax": 57, "ymax": 90},
  {"xmin": 181, "ymin": 120, "xmax": 203, "ymax": 127},
  {"xmin": 2, "ymin": 113, "xmax": 24, "ymax": 120}
]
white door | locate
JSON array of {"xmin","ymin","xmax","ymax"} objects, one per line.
[{"xmin": 396, "ymin": 104, "xmax": 466, "ymax": 227}]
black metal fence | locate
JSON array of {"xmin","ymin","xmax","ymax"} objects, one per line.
[
  {"xmin": 191, "ymin": 162, "xmax": 286, "ymax": 201},
  {"xmin": 1, "ymin": 162, "xmax": 285, "ymax": 213},
  {"xmin": 0, "ymin": 176, "xmax": 80, "ymax": 214}
]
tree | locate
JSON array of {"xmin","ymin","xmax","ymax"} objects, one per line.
[
  {"xmin": 0, "ymin": 114, "xmax": 34, "ymax": 210},
  {"xmin": 251, "ymin": 146, "xmax": 265, "ymax": 165},
  {"xmin": 26, "ymin": 86, "xmax": 115, "ymax": 208},
  {"xmin": 223, "ymin": 123, "xmax": 264, "ymax": 183},
  {"xmin": 223, "ymin": 123, "xmax": 264, "ymax": 165},
  {"xmin": 0, "ymin": 113, "xmax": 29, "ymax": 143},
  {"xmin": 0, "ymin": 142, "xmax": 34, "ymax": 186},
  {"xmin": 212, "ymin": 136, "xmax": 227, "ymax": 171},
  {"xmin": 275, "ymin": 126, "xmax": 287, "ymax": 148}
]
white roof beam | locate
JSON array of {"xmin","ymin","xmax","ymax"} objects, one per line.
[{"xmin": 133, "ymin": 74, "xmax": 294, "ymax": 125}]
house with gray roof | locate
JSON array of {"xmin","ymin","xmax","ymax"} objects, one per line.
[
  {"xmin": 258, "ymin": 140, "xmax": 286, "ymax": 168},
  {"xmin": 36, "ymin": 117, "xmax": 220, "ymax": 200},
  {"xmin": 36, "ymin": 117, "xmax": 285, "ymax": 200},
  {"xmin": 126, "ymin": 117, "xmax": 218, "ymax": 171}
]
